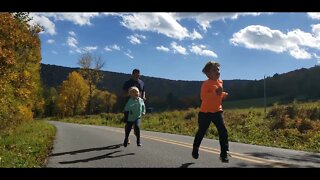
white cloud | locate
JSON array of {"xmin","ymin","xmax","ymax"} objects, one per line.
[
  {"xmin": 51, "ymin": 50, "xmax": 57, "ymax": 54},
  {"xmin": 75, "ymin": 49, "xmax": 83, "ymax": 54},
  {"xmin": 127, "ymin": 35, "xmax": 140, "ymax": 44},
  {"xmin": 190, "ymin": 44, "xmax": 218, "ymax": 58},
  {"xmin": 135, "ymin": 34, "xmax": 146, "ymax": 39},
  {"xmin": 39, "ymin": 13, "xmax": 100, "ymax": 26},
  {"xmin": 104, "ymin": 46, "xmax": 112, "ymax": 51},
  {"xmin": 287, "ymin": 29, "xmax": 320, "ymax": 49},
  {"xmin": 104, "ymin": 44, "xmax": 121, "ymax": 52},
  {"xmin": 156, "ymin": 46, "xmax": 170, "ymax": 52},
  {"xmin": 124, "ymin": 51, "xmax": 134, "ymax": 59},
  {"xmin": 170, "ymin": 42, "xmax": 188, "ymax": 55},
  {"xmin": 47, "ymin": 39, "xmax": 55, "ymax": 44},
  {"xmin": 127, "ymin": 34, "xmax": 146, "ymax": 44},
  {"xmin": 66, "ymin": 35, "xmax": 97, "ymax": 54},
  {"xmin": 307, "ymin": 13, "xmax": 320, "ymax": 19},
  {"xmin": 230, "ymin": 25, "xmax": 320, "ymax": 59},
  {"xmin": 314, "ymin": 53, "xmax": 320, "ymax": 59},
  {"xmin": 289, "ymin": 48, "xmax": 312, "ymax": 59},
  {"xmin": 29, "ymin": 13, "xmax": 102, "ymax": 35},
  {"xmin": 172, "ymin": 13, "xmax": 261, "ymax": 32},
  {"xmin": 230, "ymin": 25, "xmax": 287, "ymax": 53},
  {"xmin": 83, "ymin": 46, "xmax": 98, "ymax": 52},
  {"xmin": 67, "ymin": 36, "xmax": 78, "ymax": 48},
  {"xmin": 212, "ymin": 32, "xmax": 219, "ymax": 36},
  {"xmin": 69, "ymin": 31, "xmax": 76, "ymax": 36},
  {"xmin": 311, "ymin": 24, "xmax": 320, "ymax": 37},
  {"xmin": 314, "ymin": 53, "xmax": 320, "ymax": 64},
  {"xmin": 190, "ymin": 29, "xmax": 203, "ymax": 40},
  {"xmin": 29, "ymin": 13, "xmax": 56, "ymax": 35},
  {"xmin": 120, "ymin": 13, "xmax": 201, "ymax": 40},
  {"xmin": 112, "ymin": 44, "xmax": 120, "ymax": 51}
]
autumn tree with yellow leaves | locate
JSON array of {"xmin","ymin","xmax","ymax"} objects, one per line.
[
  {"xmin": 92, "ymin": 89, "xmax": 117, "ymax": 114},
  {"xmin": 56, "ymin": 71, "xmax": 90, "ymax": 117},
  {"xmin": 0, "ymin": 12, "xmax": 43, "ymax": 130}
]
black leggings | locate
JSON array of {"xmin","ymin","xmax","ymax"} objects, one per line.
[
  {"xmin": 124, "ymin": 118, "xmax": 141, "ymax": 143},
  {"xmin": 193, "ymin": 112, "xmax": 229, "ymax": 153}
]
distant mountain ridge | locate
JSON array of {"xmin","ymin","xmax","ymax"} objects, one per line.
[
  {"xmin": 40, "ymin": 64, "xmax": 250, "ymax": 99},
  {"xmin": 40, "ymin": 64, "xmax": 320, "ymax": 101}
]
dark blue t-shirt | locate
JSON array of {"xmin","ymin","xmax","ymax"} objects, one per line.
[{"xmin": 123, "ymin": 78, "xmax": 145, "ymax": 98}]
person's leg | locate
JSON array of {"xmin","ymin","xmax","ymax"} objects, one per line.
[
  {"xmin": 133, "ymin": 118, "xmax": 141, "ymax": 146},
  {"xmin": 124, "ymin": 122, "xmax": 133, "ymax": 147},
  {"xmin": 192, "ymin": 112, "xmax": 211, "ymax": 159},
  {"xmin": 123, "ymin": 111, "xmax": 131, "ymax": 144},
  {"xmin": 211, "ymin": 112, "xmax": 229, "ymax": 162}
]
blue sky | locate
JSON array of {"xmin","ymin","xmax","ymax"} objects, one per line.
[{"xmin": 30, "ymin": 12, "xmax": 320, "ymax": 81}]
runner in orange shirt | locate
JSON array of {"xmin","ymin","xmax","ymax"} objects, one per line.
[{"xmin": 192, "ymin": 60, "xmax": 230, "ymax": 163}]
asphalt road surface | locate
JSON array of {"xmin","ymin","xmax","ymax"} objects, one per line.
[{"xmin": 46, "ymin": 121, "xmax": 320, "ymax": 168}]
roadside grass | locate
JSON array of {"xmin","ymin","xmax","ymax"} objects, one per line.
[
  {"xmin": 0, "ymin": 120, "xmax": 56, "ymax": 168},
  {"xmin": 223, "ymin": 96, "xmax": 283, "ymax": 109},
  {"xmin": 51, "ymin": 100, "xmax": 320, "ymax": 153}
]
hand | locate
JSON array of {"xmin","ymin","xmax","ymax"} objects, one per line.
[
  {"xmin": 216, "ymin": 86, "xmax": 223, "ymax": 96},
  {"xmin": 223, "ymin": 92, "xmax": 228, "ymax": 99}
]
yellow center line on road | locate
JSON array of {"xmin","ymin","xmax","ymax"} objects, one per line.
[
  {"xmin": 89, "ymin": 125, "xmax": 291, "ymax": 167},
  {"xmin": 141, "ymin": 134, "xmax": 288, "ymax": 167}
]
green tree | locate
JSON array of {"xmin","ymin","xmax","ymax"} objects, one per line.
[
  {"xmin": 43, "ymin": 87, "xmax": 58, "ymax": 117},
  {"xmin": 92, "ymin": 89, "xmax": 117, "ymax": 113}
]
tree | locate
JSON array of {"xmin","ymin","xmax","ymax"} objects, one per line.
[
  {"xmin": 166, "ymin": 92, "xmax": 179, "ymax": 109},
  {"xmin": 11, "ymin": 12, "xmax": 32, "ymax": 23},
  {"xmin": 92, "ymin": 89, "xmax": 117, "ymax": 113},
  {"xmin": 43, "ymin": 87, "xmax": 58, "ymax": 117},
  {"xmin": 56, "ymin": 71, "xmax": 89, "ymax": 117},
  {"xmin": 77, "ymin": 52, "xmax": 105, "ymax": 114},
  {"xmin": 0, "ymin": 12, "xmax": 42, "ymax": 130}
]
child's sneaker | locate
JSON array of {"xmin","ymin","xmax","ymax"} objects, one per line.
[
  {"xmin": 192, "ymin": 147, "xmax": 199, "ymax": 159},
  {"xmin": 219, "ymin": 152, "xmax": 230, "ymax": 163},
  {"xmin": 137, "ymin": 141, "xmax": 142, "ymax": 146},
  {"xmin": 123, "ymin": 139, "xmax": 128, "ymax": 147}
]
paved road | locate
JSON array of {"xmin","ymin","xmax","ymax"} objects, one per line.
[{"xmin": 46, "ymin": 121, "xmax": 320, "ymax": 168}]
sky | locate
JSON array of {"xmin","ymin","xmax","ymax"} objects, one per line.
[{"xmin": 29, "ymin": 12, "xmax": 320, "ymax": 81}]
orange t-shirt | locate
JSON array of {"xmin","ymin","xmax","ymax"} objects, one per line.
[{"xmin": 199, "ymin": 79, "xmax": 226, "ymax": 113}]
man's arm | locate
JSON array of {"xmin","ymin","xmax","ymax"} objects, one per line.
[
  {"xmin": 142, "ymin": 90, "xmax": 146, "ymax": 101},
  {"xmin": 141, "ymin": 83, "xmax": 146, "ymax": 101}
]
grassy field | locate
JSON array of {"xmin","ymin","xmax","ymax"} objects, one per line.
[
  {"xmin": 223, "ymin": 96, "xmax": 283, "ymax": 109},
  {"xmin": 50, "ymin": 100, "xmax": 320, "ymax": 153},
  {"xmin": 0, "ymin": 120, "xmax": 56, "ymax": 168}
]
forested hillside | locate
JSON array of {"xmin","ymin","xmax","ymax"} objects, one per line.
[
  {"xmin": 40, "ymin": 64, "xmax": 320, "ymax": 110},
  {"xmin": 232, "ymin": 66, "xmax": 320, "ymax": 101},
  {"xmin": 40, "ymin": 64, "xmax": 250, "ymax": 99}
]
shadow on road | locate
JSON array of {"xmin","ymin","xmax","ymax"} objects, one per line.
[
  {"xmin": 50, "ymin": 144, "xmax": 123, "ymax": 157},
  {"xmin": 236, "ymin": 152, "xmax": 320, "ymax": 168},
  {"xmin": 59, "ymin": 150, "xmax": 135, "ymax": 164},
  {"xmin": 179, "ymin": 162, "xmax": 195, "ymax": 168}
]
